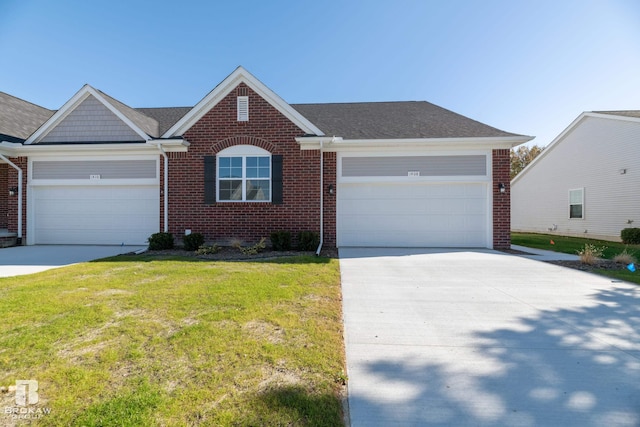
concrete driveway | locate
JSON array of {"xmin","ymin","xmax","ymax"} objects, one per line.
[
  {"xmin": 0, "ymin": 245, "xmax": 146, "ymax": 277},
  {"xmin": 339, "ymin": 248, "xmax": 640, "ymax": 427}
]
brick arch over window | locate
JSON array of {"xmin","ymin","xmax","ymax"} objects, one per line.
[{"xmin": 211, "ymin": 136, "xmax": 276, "ymax": 154}]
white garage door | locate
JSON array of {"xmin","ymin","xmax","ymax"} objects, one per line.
[
  {"xmin": 338, "ymin": 182, "xmax": 488, "ymax": 247},
  {"xmin": 32, "ymin": 186, "xmax": 159, "ymax": 245}
]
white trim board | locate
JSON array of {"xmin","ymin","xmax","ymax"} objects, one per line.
[{"xmin": 162, "ymin": 66, "xmax": 324, "ymax": 138}]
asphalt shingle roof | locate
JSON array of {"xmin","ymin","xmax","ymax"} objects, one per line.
[
  {"xmin": 96, "ymin": 89, "xmax": 161, "ymax": 138},
  {"xmin": 1, "ymin": 92, "xmax": 526, "ymax": 143},
  {"xmin": 136, "ymin": 107, "xmax": 192, "ymax": 136},
  {"xmin": 291, "ymin": 101, "xmax": 522, "ymax": 139},
  {"xmin": 0, "ymin": 92, "xmax": 54, "ymax": 143}
]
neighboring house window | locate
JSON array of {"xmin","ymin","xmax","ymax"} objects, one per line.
[
  {"xmin": 569, "ymin": 188, "xmax": 584, "ymax": 219},
  {"xmin": 217, "ymin": 145, "xmax": 270, "ymax": 202}
]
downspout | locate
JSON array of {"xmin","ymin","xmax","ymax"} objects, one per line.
[
  {"xmin": 315, "ymin": 141, "xmax": 324, "ymax": 256},
  {"xmin": 157, "ymin": 145, "xmax": 169, "ymax": 232},
  {"xmin": 0, "ymin": 153, "xmax": 23, "ymax": 243}
]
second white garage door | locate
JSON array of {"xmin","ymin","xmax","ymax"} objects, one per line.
[
  {"xmin": 337, "ymin": 182, "xmax": 488, "ymax": 247},
  {"xmin": 32, "ymin": 186, "xmax": 159, "ymax": 245}
]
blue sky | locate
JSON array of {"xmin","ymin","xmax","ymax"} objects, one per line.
[{"xmin": 1, "ymin": 0, "xmax": 639, "ymax": 146}]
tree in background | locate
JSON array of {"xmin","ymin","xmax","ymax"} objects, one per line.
[{"xmin": 510, "ymin": 145, "xmax": 545, "ymax": 179}]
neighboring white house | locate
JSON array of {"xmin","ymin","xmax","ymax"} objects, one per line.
[{"xmin": 511, "ymin": 111, "xmax": 640, "ymax": 242}]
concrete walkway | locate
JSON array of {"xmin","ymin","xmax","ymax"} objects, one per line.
[
  {"xmin": 511, "ymin": 244, "xmax": 582, "ymax": 261},
  {"xmin": 339, "ymin": 247, "xmax": 640, "ymax": 426},
  {"xmin": 0, "ymin": 245, "xmax": 146, "ymax": 277}
]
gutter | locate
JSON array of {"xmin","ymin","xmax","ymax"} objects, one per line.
[
  {"xmin": 0, "ymin": 153, "xmax": 23, "ymax": 243},
  {"xmin": 157, "ymin": 144, "xmax": 169, "ymax": 232}
]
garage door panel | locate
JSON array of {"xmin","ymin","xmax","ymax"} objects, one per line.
[
  {"xmin": 338, "ymin": 182, "xmax": 488, "ymax": 248},
  {"xmin": 32, "ymin": 186, "xmax": 159, "ymax": 245}
]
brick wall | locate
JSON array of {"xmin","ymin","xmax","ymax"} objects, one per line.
[
  {"xmin": 168, "ymin": 83, "xmax": 337, "ymax": 247},
  {"xmin": 0, "ymin": 163, "xmax": 7, "ymax": 229},
  {"xmin": 492, "ymin": 149, "xmax": 511, "ymax": 249}
]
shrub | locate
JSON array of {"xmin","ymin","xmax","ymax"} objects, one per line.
[
  {"xmin": 296, "ymin": 231, "xmax": 320, "ymax": 251},
  {"xmin": 270, "ymin": 231, "xmax": 292, "ymax": 251},
  {"xmin": 621, "ymin": 228, "xmax": 640, "ymax": 244},
  {"xmin": 577, "ymin": 243, "xmax": 606, "ymax": 265},
  {"xmin": 196, "ymin": 244, "xmax": 221, "ymax": 255},
  {"xmin": 239, "ymin": 237, "xmax": 267, "ymax": 255},
  {"xmin": 613, "ymin": 248, "xmax": 637, "ymax": 265},
  {"xmin": 183, "ymin": 233, "xmax": 205, "ymax": 251},
  {"xmin": 148, "ymin": 232, "xmax": 174, "ymax": 250},
  {"xmin": 229, "ymin": 238, "xmax": 244, "ymax": 249}
]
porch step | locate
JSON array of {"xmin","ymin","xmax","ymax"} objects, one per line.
[{"xmin": 0, "ymin": 230, "xmax": 18, "ymax": 248}]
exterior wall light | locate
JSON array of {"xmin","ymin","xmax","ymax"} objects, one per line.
[
  {"xmin": 328, "ymin": 184, "xmax": 334, "ymax": 195},
  {"xmin": 9, "ymin": 187, "xmax": 18, "ymax": 196},
  {"xmin": 498, "ymin": 183, "xmax": 506, "ymax": 193}
]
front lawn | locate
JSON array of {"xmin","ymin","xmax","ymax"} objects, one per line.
[
  {"xmin": 511, "ymin": 232, "xmax": 640, "ymax": 260},
  {"xmin": 512, "ymin": 232, "xmax": 640, "ymax": 285},
  {"xmin": 0, "ymin": 254, "xmax": 345, "ymax": 426}
]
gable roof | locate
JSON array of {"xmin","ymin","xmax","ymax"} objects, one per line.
[
  {"xmin": 162, "ymin": 66, "xmax": 324, "ymax": 138},
  {"xmin": 512, "ymin": 110, "xmax": 640, "ymax": 185},
  {"xmin": 0, "ymin": 92, "xmax": 54, "ymax": 143},
  {"xmin": 2, "ymin": 67, "xmax": 531, "ymax": 146},
  {"xmin": 96, "ymin": 89, "xmax": 160, "ymax": 137},
  {"xmin": 292, "ymin": 101, "xmax": 523, "ymax": 140},
  {"xmin": 25, "ymin": 85, "xmax": 159, "ymax": 144}
]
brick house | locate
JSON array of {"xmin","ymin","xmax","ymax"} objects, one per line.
[{"xmin": 0, "ymin": 67, "xmax": 531, "ymax": 249}]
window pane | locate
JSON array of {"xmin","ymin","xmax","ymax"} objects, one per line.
[
  {"xmin": 246, "ymin": 179, "xmax": 270, "ymax": 201},
  {"xmin": 569, "ymin": 189, "xmax": 583, "ymax": 204},
  {"xmin": 570, "ymin": 204, "xmax": 583, "ymax": 219},
  {"xmin": 219, "ymin": 180, "xmax": 242, "ymax": 200},
  {"xmin": 219, "ymin": 157, "xmax": 243, "ymax": 178},
  {"xmin": 246, "ymin": 156, "xmax": 270, "ymax": 179}
]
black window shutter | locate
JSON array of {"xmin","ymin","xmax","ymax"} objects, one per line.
[
  {"xmin": 272, "ymin": 155, "xmax": 283, "ymax": 204},
  {"xmin": 204, "ymin": 156, "xmax": 216, "ymax": 204}
]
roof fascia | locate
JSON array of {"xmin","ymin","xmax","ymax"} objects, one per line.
[
  {"xmin": 0, "ymin": 140, "xmax": 188, "ymax": 156},
  {"xmin": 587, "ymin": 111, "xmax": 640, "ymax": 124},
  {"xmin": 511, "ymin": 112, "xmax": 594, "ymax": 185},
  {"xmin": 297, "ymin": 135, "xmax": 532, "ymax": 151},
  {"xmin": 25, "ymin": 85, "xmax": 151, "ymax": 144},
  {"xmin": 0, "ymin": 141, "xmax": 23, "ymax": 157},
  {"xmin": 162, "ymin": 66, "xmax": 324, "ymax": 138}
]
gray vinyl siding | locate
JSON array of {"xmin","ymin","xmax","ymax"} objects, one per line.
[
  {"xmin": 342, "ymin": 155, "xmax": 486, "ymax": 177},
  {"xmin": 39, "ymin": 95, "xmax": 144, "ymax": 143},
  {"xmin": 32, "ymin": 160, "xmax": 157, "ymax": 180},
  {"xmin": 511, "ymin": 116, "xmax": 640, "ymax": 241}
]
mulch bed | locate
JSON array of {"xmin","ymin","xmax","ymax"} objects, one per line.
[
  {"xmin": 143, "ymin": 246, "xmax": 338, "ymax": 261},
  {"xmin": 545, "ymin": 259, "xmax": 628, "ymax": 272}
]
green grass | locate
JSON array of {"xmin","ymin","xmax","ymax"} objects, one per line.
[
  {"xmin": 512, "ymin": 232, "xmax": 640, "ymax": 285},
  {"xmin": 512, "ymin": 232, "xmax": 640, "ymax": 260},
  {"xmin": 0, "ymin": 255, "xmax": 345, "ymax": 426}
]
